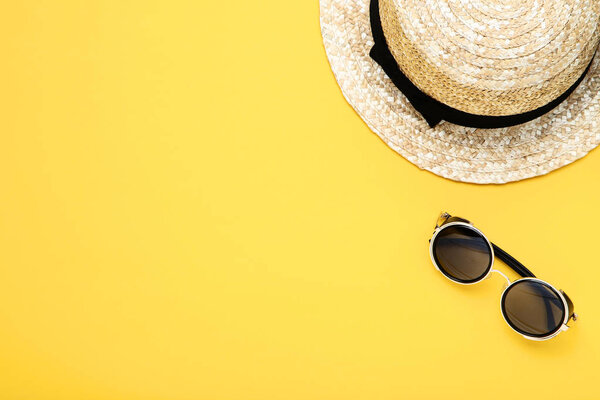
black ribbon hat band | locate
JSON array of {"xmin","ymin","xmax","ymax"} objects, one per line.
[{"xmin": 369, "ymin": 0, "xmax": 594, "ymax": 129}]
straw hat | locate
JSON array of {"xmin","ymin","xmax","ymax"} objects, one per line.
[{"xmin": 320, "ymin": 0, "xmax": 600, "ymax": 183}]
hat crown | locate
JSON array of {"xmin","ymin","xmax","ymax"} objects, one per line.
[{"xmin": 380, "ymin": 0, "xmax": 600, "ymax": 115}]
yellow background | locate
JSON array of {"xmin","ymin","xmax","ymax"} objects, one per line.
[{"xmin": 1, "ymin": 1, "xmax": 600, "ymax": 399}]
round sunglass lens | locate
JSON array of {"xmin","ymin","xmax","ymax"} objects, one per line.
[
  {"xmin": 501, "ymin": 280, "xmax": 566, "ymax": 338},
  {"xmin": 432, "ymin": 225, "xmax": 492, "ymax": 283}
]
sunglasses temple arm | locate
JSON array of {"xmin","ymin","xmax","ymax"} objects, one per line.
[
  {"xmin": 435, "ymin": 213, "xmax": 469, "ymax": 228},
  {"xmin": 437, "ymin": 215, "xmax": 536, "ymax": 278},
  {"xmin": 561, "ymin": 290, "xmax": 577, "ymax": 322},
  {"xmin": 491, "ymin": 243, "xmax": 536, "ymax": 278}
]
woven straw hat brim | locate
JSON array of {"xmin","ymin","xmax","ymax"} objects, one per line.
[{"xmin": 320, "ymin": 0, "xmax": 600, "ymax": 184}]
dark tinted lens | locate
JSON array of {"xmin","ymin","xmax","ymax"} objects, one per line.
[
  {"xmin": 502, "ymin": 280, "xmax": 565, "ymax": 337},
  {"xmin": 432, "ymin": 225, "xmax": 492, "ymax": 283}
]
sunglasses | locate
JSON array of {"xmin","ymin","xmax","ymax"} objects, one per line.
[{"xmin": 429, "ymin": 212, "xmax": 577, "ymax": 341}]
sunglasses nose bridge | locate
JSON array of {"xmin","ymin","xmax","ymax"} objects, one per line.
[{"xmin": 490, "ymin": 269, "xmax": 511, "ymax": 286}]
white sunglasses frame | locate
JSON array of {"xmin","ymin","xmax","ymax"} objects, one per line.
[{"xmin": 429, "ymin": 214, "xmax": 576, "ymax": 341}]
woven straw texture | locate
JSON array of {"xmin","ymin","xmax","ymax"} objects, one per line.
[
  {"xmin": 320, "ymin": 0, "xmax": 600, "ymax": 184},
  {"xmin": 379, "ymin": 0, "xmax": 600, "ymax": 115}
]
